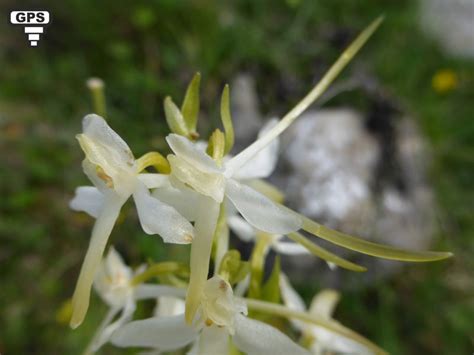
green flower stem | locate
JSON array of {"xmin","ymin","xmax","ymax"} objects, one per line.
[
  {"xmin": 130, "ymin": 262, "xmax": 188, "ymax": 286},
  {"xmin": 213, "ymin": 203, "xmax": 229, "ymax": 275},
  {"xmin": 248, "ymin": 233, "xmax": 271, "ymax": 299},
  {"xmin": 86, "ymin": 78, "xmax": 107, "ymax": 119}
]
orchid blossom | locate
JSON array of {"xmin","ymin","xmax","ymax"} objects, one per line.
[
  {"xmin": 280, "ymin": 274, "xmax": 373, "ymax": 355},
  {"xmin": 163, "ymin": 17, "xmax": 451, "ymax": 323},
  {"xmin": 111, "ymin": 275, "xmax": 311, "ymax": 355},
  {"xmin": 69, "ymin": 114, "xmax": 194, "ymax": 328},
  {"xmin": 84, "ymin": 247, "xmax": 186, "ymax": 353}
]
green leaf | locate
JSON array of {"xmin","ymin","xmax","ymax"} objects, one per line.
[
  {"xmin": 164, "ymin": 96, "xmax": 189, "ymax": 136},
  {"xmin": 261, "ymin": 256, "xmax": 281, "ymax": 303},
  {"xmin": 220, "ymin": 85, "xmax": 235, "ymax": 154},
  {"xmin": 302, "ymin": 217, "xmax": 453, "ymax": 262},
  {"xmin": 181, "ymin": 72, "xmax": 201, "ymax": 134},
  {"xmin": 287, "ymin": 232, "xmax": 367, "ymax": 272}
]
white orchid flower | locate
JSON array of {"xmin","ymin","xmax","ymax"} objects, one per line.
[
  {"xmin": 111, "ymin": 275, "xmax": 310, "ymax": 355},
  {"xmin": 165, "ymin": 18, "xmax": 452, "ymax": 322},
  {"xmin": 165, "ymin": 121, "xmax": 302, "ymax": 321},
  {"xmin": 84, "ymin": 247, "xmax": 186, "ymax": 354},
  {"xmin": 69, "ymin": 114, "xmax": 194, "ymax": 328},
  {"xmin": 280, "ymin": 274, "xmax": 373, "ymax": 355}
]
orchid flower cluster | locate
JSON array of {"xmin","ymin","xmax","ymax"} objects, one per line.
[{"xmin": 69, "ymin": 18, "xmax": 451, "ymax": 355}]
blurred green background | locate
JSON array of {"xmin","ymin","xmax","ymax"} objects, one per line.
[{"xmin": 1, "ymin": 0, "xmax": 473, "ymax": 354}]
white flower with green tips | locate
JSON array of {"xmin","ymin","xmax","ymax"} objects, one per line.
[
  {"xmin": 69, "ymin": 114, "xmax": 194, "ymax": 328},
  {"xmin": 280, "ymin": 274, "xmax": 373, "ymax": 355},
  {"xmin": 84, "ymin": 247, "xmax": 187, "ymax": 354},
  {"xmin": 111, "ymin": 276, "xmax": 310, "ymax": 355}
]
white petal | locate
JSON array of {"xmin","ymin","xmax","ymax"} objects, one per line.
[
  {"xmin": 154, "ymin": 296, "xmax": 186, "ymax": 318},
  {"xmin": 111, "ymin": 315, "xmax": 198, "ymax": 350},
  {"xmin": 134, "ymin": 284, "xmax": 186, "ymax": 300},
  {"xmin": 233, "ymin": 314, "xmax": 310, "ymax": 355},
  {"xmin": 272, "ymin": 241, "xmax": 311, "ymax": 255},
  {"xmin": 231, "ymin": 119, "xmax": 279, "ymax": 179},
  {"xmin": 137, "ymin": 173, "xmax": 169, "ymax": 189},
  {"xmin": 227, "ymin": 215, "xmax": 256, "ymax": 242},
  {"xmin": 225, "ymin": 179, "xmax": 302, "ymax": 234},
  {"xmin": 166, "ymin": 134, "xmax": 222, "ymax": 173},
  {"xmin": 70, "ymin": 186, "xmax": 104, "ymax": 218},
  {"xmin": 152, "ymin": 178, "xmax": 203, "ymax": 221},
  {"xmin": 133, "ymin": 182, "xmax": 194, "ymax": 244},
  {"xmin": 198, "ymin": 325, "xmax": 229, "ymax": 355},
  {"xmin": 168, "ymin": 155, "xmax": 225, "ymax": 203}
]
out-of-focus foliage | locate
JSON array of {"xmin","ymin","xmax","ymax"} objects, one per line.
[{"xmin": 0, "ymin": 0, "xmax": 472, "ymax": 354}]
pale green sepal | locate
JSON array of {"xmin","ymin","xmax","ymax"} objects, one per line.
[
  {"xmin": 302, "ymin": 217, "xmax": 453, "ymax": 262},
  {"xmin": 220, "ymin": 85, "xmax": 235, "ymax": 155},
  {"xmin": 181, "ymin": 72, "xmax": 201, "ymax": 135},
  {"xmin": 164, "ymin": 96, "xmax": 189, "ymax": 136},
  {"xmin": 287, "ymin": 232, "xmax": 367, "ymax": 272}
]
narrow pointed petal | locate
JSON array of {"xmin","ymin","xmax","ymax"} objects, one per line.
[
  {"xmin": 185, "ymin": 197, "xmax": 220, "ymax": 323},
  {"xmin": 70, "ymin": 186, "xmax": 104, "ymax": 218},
  {"xmin": 233, "ymin": 314, "xmax": 310, "ymax": 355},
  {"xmin": 70, "ymin": 196, "xmax": 124, "ymax": 328},
  {"xmin": 225, "ymin": 17, "xmax": 383, "ymax": 176},
  {"xmin": 309, "ymin": 289, "xmax": 340, "ymax": 319},
  {"xmin": 166, "ymin": 134, "xmax": 222, "ymax": 173},
  {"xmin": 111, "ymin": 315, "xmax": 198, "ymax": 350},
  {"xmin": 199, "ymin": 325, "xmax": 229, "ymax": 355},
  {"xmin": 302, "ymin": 217, "xmax": 453, "ymax": 262},
  {"xmin": 133, "ymin": 182, "xmax": 194, "ymax": 244},
  {"xmin": 231, "ymin": 119, "xmax": 279, "ymax": 180},
  {"xmin": 225, "ymin": 179, "xmax": 302, "ymax": 234},
  {"xmin": 272, "ymin": 241, "xmax": 310, "ymax": 255},
  {"xmin": 137, "ymin": 173, "xmax": 169, "ymax": 189},
  {"xmin": 287, "ymin": 232, "xmax": 367, "ymax": 272}
]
